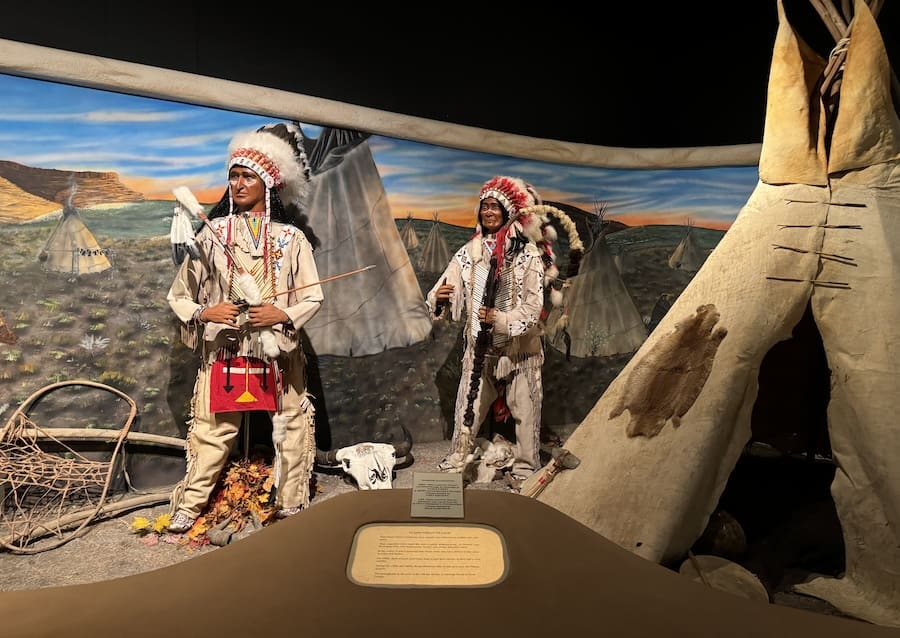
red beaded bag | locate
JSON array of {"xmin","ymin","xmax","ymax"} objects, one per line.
[{"xmin": 209, "ymin": 356, "xmax": 281, "ymax": 413}]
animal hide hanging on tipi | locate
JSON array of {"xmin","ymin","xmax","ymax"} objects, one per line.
[{"xmin": 533, "ymin": 0, "xmax": 900, "ymax": 627}]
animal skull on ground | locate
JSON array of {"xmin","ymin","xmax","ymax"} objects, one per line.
[
  {"xmin": 473, "ymin": 434, "xmax": 516, "ymax": 483},
  {"xmin": 335, "ymin": 442, "xmax": 397, "ymax": 489}
]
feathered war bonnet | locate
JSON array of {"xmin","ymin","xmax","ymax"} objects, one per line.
[
  {"xmin": 474, "ymin": 175, "xmax": 574, "ymax": 309},
  {"xmin": 226, "ymin": 122, "xmax": 312, "ymax": 221},
  {"xmin": 476, "ymin": 175, "xmax": 542, "ymax": 238}
]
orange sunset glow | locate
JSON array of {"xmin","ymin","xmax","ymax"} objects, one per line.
[
  {"xmin": 122, "ymin": 176, "xmax": 233, "ymax": 206},
  {"xmin": 121, "ymin": 178, "xmax": 733, "ymax": 232}
]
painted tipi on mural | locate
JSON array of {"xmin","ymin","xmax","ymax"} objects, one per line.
[
  {"xmin": 533, "ymin": 0, "xmax": 900, "ymax": 627},
  {"xmin": 302, "ymin": 126, "xmax": 431, "ymax": 357},
  {"xmin": 544, "ymin": 201, "xmax": 648, "ymax": 358},
  {"xmin": 399, "ymin": 212, "xmax": 419, "ymax": 250},
  {"xmin": 417, "ymin": 211, "xmax": 451, "ymax": 273},
  {"xmin": 668, "ymin": 218, "xmax": 704, "ymax": 273},
  {"xmin": 37, "ymin": 195, "xmax": 111, "ymax": 275}
]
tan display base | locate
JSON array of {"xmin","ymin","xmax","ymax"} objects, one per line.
[{"xmin": 0, "ymin": 490, "xmax": 892, "ymax": 637}]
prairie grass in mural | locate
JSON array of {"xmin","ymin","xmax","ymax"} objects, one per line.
[
  {"xmin": 0, "ymin": 71, "xmax": 745, "ymax": 466},
  {"xmin": 0, "ymin": 204, "xmax": 722, "ymax": 460}
]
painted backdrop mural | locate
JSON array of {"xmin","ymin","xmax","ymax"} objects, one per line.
[{"xmin": 0, "ymin": 73, "xmax": 758, "ymax": 484}]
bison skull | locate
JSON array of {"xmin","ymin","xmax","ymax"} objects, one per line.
[{"xmin": 335, "ymin": 442, "xmax": 397, "ymax": 489}]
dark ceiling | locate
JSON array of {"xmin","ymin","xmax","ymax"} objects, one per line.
[{"xmin": 1, "ymin": 1, "xmax": 897, "ymax": 149}]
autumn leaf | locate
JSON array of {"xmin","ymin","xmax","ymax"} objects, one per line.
[
  {"xmin": 140, "ymin": 534, "xmax": 159, "ymax": 547},
  {"xmin": 187, "ymin": 536, "xmax": 210, "ymax": 549},
  {"xmin": 227, "ymin": 484, "xmax": 246, "ymax": 501},
  {"xmin": 189, "ymin": 520, "xmax": 209, "ymax": 539},
  {"xmin": 130, "ymin": 453, "xmax": 284, "ymax": 550},
  {"xmin": 130, "ymin": 516, "xmax": 152, "ymax": 533},
  {"xmin": 152, "ymin": 515, "xmax": 170, "ymax": 534}
]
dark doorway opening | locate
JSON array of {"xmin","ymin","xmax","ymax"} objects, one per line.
[{"xmin": 693, "ymin": 302, "xmax": 844, "ymax": 596}]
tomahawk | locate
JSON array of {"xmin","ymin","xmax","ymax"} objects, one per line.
[{"xmin": 519, "ymin": 446, "xmax": 581, "ymax": 498}]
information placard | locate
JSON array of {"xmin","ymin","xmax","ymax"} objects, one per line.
[
  {"xmin": 347, "ymin": 523, "xmax": 508, "ymax": 587},
  {"xmin": 410, "ymin": 472, "xmax": 464, "ymax": 518}
]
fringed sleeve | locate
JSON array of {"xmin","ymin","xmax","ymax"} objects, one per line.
[
  {"xmin": 166, "ymin": 232, "xmax": 212, "ymax": 350},
  {"xmin": 279, "ymin": 231, "xmax": 324, "ymax": 330},
  {"xmin": 426, "ymin": 246, "xmax": 467, "ymax": 321}
]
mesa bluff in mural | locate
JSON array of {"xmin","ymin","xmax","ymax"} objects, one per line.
[{"xmin": 0, "ymin": 160, "xmax": 143, "ymax": 221}]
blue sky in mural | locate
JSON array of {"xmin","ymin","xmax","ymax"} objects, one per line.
[{"xmin": 0, "ymin": 73, "xmax": 760, "ymax": 229}]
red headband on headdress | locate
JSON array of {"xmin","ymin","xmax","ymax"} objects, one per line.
[{"xmin": 228, "ymin": 147, "xmax": 284, "ymax": 190}]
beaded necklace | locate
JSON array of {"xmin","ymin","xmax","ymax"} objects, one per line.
[
  {"xmin": 224, "ymin": 214, "xmax": 278, "ymax": 300},
  {"xmin": 467, "ymin": 234, "xmax": 499, "ymax": 340},
  {"xmin": 244, "ymin": 214, "xmax": 265, "ymax": 250}
]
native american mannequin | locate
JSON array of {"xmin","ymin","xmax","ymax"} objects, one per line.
[
  {"xmin": 166, "ymin": 123, "xmax": 323, "ymax": 533},
  {"xmin": 428, "ymin": 176, "xmax": 567, "ymax": 485}
]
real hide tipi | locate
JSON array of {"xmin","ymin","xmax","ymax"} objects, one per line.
[
  {"xmin": 302, "ymin": 127, "xmax": 432, "ymax": 357},
  {"xmin": 37, "ymin": 199, "xmax": 111, "ymax": 275},
  {"xmin": 544, "ymin": 202, "xmax": 648, "ymax": 358},
  {"xmin": 533, "ymin": 0, "xmax": 900, "ymax": 627},
  {"xmin": 417, "ymin": 211, "xmax": 451, "ymax": 273}
]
